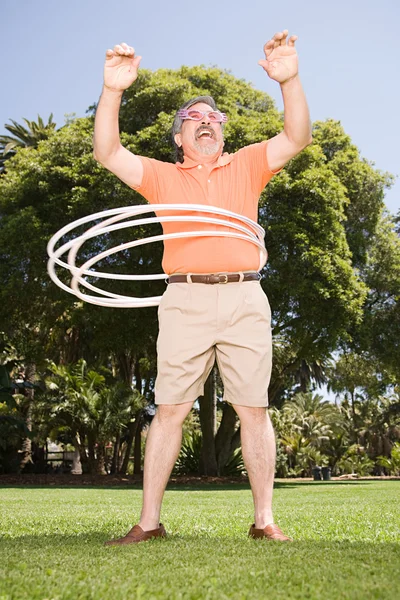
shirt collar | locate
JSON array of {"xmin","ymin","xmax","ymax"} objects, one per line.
[{"xmin": 176, "ymin": 152, "xmax": 234, "ymax": 170}]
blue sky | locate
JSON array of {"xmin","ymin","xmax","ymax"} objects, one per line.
[{"xmin": 1, "ymin": 0, "xmax": 399, "ymax": 214}]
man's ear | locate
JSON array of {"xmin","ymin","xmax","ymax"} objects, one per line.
[{"xmin": 174, "ymin": 133, "xmax": 182, "ymax": 147}]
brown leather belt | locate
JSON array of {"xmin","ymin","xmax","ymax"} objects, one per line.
[{"xmin": 167, "ymin": 272, "xmax": 261, "ymax": 284}]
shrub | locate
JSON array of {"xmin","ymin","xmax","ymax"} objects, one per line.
[{"xmin": 376, "ymin": 442, "xmax": 400, "ymax": 476}]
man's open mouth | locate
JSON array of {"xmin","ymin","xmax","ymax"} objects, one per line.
[{"xmin": 195, "ymin": 127, "xmax": 215, "ymax": 140}]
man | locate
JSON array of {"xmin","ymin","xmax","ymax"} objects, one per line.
[{"xmin": 93, "ymin": 30, "xmax": 312, "ymax": 545}]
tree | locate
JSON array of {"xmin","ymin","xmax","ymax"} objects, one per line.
[
  {"xmin": 328, "ymin": 350, "xmax": 400, "ymax": 466},
  {"xmin": 0, "ymin": 334, "xmax": 33, "ymax": 473},
  {"xmin": 43, "ymin": 360, "xmax": 143, "ymax": 474},
  {"xmin": 0, "ymin": 66, "xmax": 395, "ymax": 475},
  {"xmin": 356, "ymin": 212, "xmax": 400, "ymax": 379},
  {"xmin": 0, "ymin": 114, "xmax": 57, "ymax": 170},
  {"xmin": 271, "ymin": 391, "xmax": 352, "ymax": 476}
]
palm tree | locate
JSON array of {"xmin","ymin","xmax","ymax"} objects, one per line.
[
  {"xmin": 276, "ymin": 392, "xmax": 345, "ymax": 476},
  {"xmin": 0, "ymin": 114, "xmax": 56, "ymax": 169},
  {"xmin": 96, "ymin": 382, "xmax": 142, "ymax": 475},
  {"xmin": 268, "ymin": 334, "xmax": 333, "ymax": 407},
  {"xmin": 45, "ymin": 360, "xmax": 105, "ymax": 473},
  {"xmin": 0, "ymin": 335, "xmax": 32, "ymax": 473},
  {"xmin": 44, "ymin": 360, "xmax": 143, "ymax": 475},
  {"xmin": 292, "ymin": 357, "xmax": 332, "ymax": 393},
  {"xmin": 358, "ymin": 394, "xmax": 400, "ymax": 461},
  {"xmin": 283, "ymin": 392, "xmax": 340, "ymax": 444}
]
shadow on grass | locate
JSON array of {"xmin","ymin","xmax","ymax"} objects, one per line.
[
  {"xmin": 1, "ymin": 531, "xmax": 399, "ymax": 550},
  {"xmin": 272, "ymin": 479, "xmax": 396, "ymax": 489},
  {"xmin": 169, "ymin": 480, "xmax": 395, "ymax": 491},
  {"xmin": 1, "ymin": 480, "xmax": 397, "ymax": 492}
]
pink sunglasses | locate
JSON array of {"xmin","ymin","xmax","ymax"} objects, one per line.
[{"xmin": 177, "ymin": 109, "xmax": 228, "ymax": 123}]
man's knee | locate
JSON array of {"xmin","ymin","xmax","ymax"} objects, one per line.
[
  {"xmin": 233, "ymin": 404, "xmax": 268, "ymax": 423},
  {"xmin": 155, "ymin": 401, "xmax": 193, "ymax": 426}
]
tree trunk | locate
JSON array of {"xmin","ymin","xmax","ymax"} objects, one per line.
[
  {"xmin": 117, "ymin": 352, "xmax": 135, "ymax": 387},
  {"xmin": 71, "ymin": 435, "xmax": 82, "ymax": 475},
  {"xmin": 87, "ymin": 434, "xmax": 97, "ymax": 474},
  {"xmin": 133, "ymin": 412, "xmax": 143, "ymax": 475},
  {"xmin": 298, "ymin": 360, "xmax": 309, "ymax": 393},
  {"xmin": 117, "ymin": 351, "xmax": 141, "ymax": 475},
  {"xmin": 143, "ymin": 376, "xmax": 151, "ymax": 400},
  {"xmin": 96, "ymin": 444, "xmax": 107, "ymax": 475},
  {"xmin": 77, "ymin": 430, "xmax": 88, "ymax": 471},
  {"xmin": 267, "ymin": 375, "xmax": 286, "ymax": 409},
  {"xmin": 215, "ymin": 403, "xmax": 239, "ymax": 474},
  {"xmin": 19, "ymin": 362, "xmax": 36, "ymax": 472},
  {"xmin": 383, "ymin": 434, "xmax": 392, "ymax": 457},
  {"xmin": 350, "ymin": 390, "xmax": 358, "ymax": 444},
  {"xmin": 61, "ymin": 326, "xmax": 81, "ymax": 365},
  {"xmin": 119, "ymin": 415, "xmax": 140, "ymax": 474},
  {"xmin": 134, "ymin": 357, "xmax": 143, "ymax": 395},
  {"xmin": 199, "ymin": 368, "xmax": 218, "ymax": 475},
  {"xmin": 110, "ymin": 431, "xmax": 121, "ymax": 474}
]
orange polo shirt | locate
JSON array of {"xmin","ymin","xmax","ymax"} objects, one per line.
[{"xmin": 136, "ymin": 141, "xmax": 276, "ymax": 274}]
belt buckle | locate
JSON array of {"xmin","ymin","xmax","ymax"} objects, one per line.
[{"xmin": 219, "ymin": 274, "xmax": 228, "ymax": 284}]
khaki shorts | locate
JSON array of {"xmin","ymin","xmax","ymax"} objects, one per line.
[{"xmin": 155, "ymin": 280, "xmax": 272, "ymax": 407}]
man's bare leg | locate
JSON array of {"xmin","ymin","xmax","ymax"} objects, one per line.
[
  {"xmin": 233, "ymin": 405, "xmax": 276, "ymax": 528},
  {"xmin": 139, "ymin": 401, "xmax": 193, "ymax": 531}
]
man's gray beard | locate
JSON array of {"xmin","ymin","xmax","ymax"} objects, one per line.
[{"xmin": 193, "ymin": 140, "xmax": 220, "ymax": 155}]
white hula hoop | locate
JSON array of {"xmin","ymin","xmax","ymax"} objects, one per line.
[{"xmin": 46, "ymin": 204, "xmax": 267, "ymax": 308}]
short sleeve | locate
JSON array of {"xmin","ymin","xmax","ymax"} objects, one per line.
[
  {"xmin": 234, "ymin": 140, "xmax": 282, "ymax": 196},
  {"xmin": 135, "ymin": 157, "xmax": 176, "ymax": 204}
]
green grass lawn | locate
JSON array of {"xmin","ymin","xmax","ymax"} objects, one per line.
[{"xmin": 0, "ymin": 480, "xmax": 399, "ymax": 600}]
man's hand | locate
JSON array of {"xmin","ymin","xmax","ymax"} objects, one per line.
[
  {"xmin": 104, "ymin": 43, "xmax": 142, "ymax": 92},
  {"xmin": 94, "ymin": 43, "xmax": 144, "ymax": 188},
  {"xmin": 259, "ymin": 30, "xmax": 298, "ymax": 84}
]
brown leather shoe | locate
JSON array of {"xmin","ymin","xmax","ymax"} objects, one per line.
[
  {"xmin": 248, "ymin": 523, "xmax": 292, "ymax": 542},
  {"xmin": 105, "ymin": 523, "xmax": 167, "ymax": 546}
]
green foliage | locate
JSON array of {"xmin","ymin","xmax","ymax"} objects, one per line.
[
  {"xmin": 0, "ymin": 334, "xmax": 34, "ymax": 473},
  {"xmin": 0, "ymin": 114, "xmax": 57, "ymax": 170},
  {"xmin": 328, "ymin": 353, "xmax": 400, "ymax": 463},
  {"xmin": 41, "ymin": 360, "xmax": 144, "ymax": 473},
  {"xmin": 0, "ymin": 66, "xmax": 397, "ymax": 475},
  {"xmin": 174, "ymin": 429, "xmax": 246, "ymax": 476},
  {"xmin": 174, "ymin": 430, "xmax": 203, "ymax": 475},
  {"xmin": 337, "ymin": 444, "xmax": 375, "ymax": 476},
  {"xmin": 263, "ymin": 139, "xmax": 367, "ymax": 361},
  {"xmin": 220, "ymin": 447, "xmax": 246, "ymax": 476},
  {"xmin": 356, "ymin": 213, "xmax": 400, "ymax": 380},
  {"xmin": 0, "ymin": 113, "xmax": 164, "ymax": 379},
  {"xmin": 312, "ymin": 119, "xmax": 392, "ymax": 266},
  {"xmin": 263, "ymin": 120, "xmax": 393, "ymax": 404},
  {"xmin": 271, "ymin": 393, "xmax": 345, "ymax": 476},
  {"xmin": 329, "ymin": 352, "xmax": 388, "ymax": 400},
  {"xmin": 272, "ymin": 384, "xmax": 400, "ymax": 477},
  {"xmin": 377, "ymin": 442, "xmax": 400, "ymax": 475}
]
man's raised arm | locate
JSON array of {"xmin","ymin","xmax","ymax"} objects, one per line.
[
  {"xmin": 93, "ymin": 43, "xmax": 144, "ymax": 189},
  {"xmin": 259, "ymin": 30, "xmax": 312, "ymax": 173}
]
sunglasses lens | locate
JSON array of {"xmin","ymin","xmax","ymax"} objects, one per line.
[
  {"xmin": 208, "ymin": 112, "xmax": 222, "ymax": 122},
  {"xmin": 179, "ymin": 109, "xmax": 227, "ymax": 123},
  {"xmin": 187, "ymin": 110, "xmax": 204, "ymax": 120}
]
